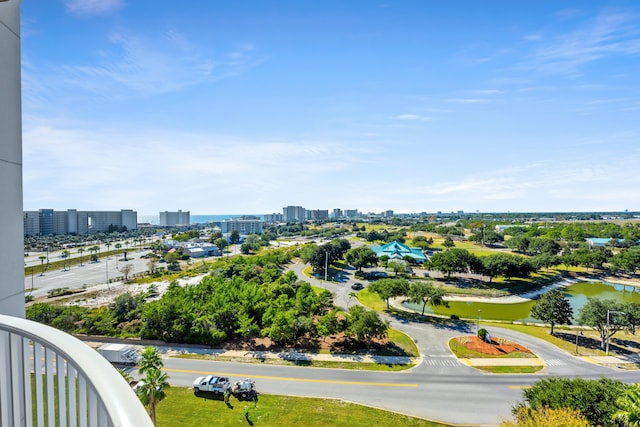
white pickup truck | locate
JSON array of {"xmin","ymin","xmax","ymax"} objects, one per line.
[{"xmin": 192, "ymin": 375, "xmax": 230, "ymax": 394}]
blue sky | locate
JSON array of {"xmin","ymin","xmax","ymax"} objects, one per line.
[{"xmin": 20, "ymin": 1, "xmax": 640, "ymax": 215}]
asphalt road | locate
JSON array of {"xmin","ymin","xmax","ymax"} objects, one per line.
[
  {"xmin": 161, "ymin": 350, "xmax": 637, "ymax": 426},
  {"xmin": 25, "ymin": 249, "xmax": 154, "ymax": 298}
]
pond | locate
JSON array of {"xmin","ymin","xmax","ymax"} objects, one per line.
[{"xmin": 403, "ymin": 281, "xmax": 640, "ymax": 322}]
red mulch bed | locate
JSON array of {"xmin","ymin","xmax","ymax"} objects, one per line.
[{"xmin": 455, "ymin": 336, "xmax": 533, "ymax": 356}]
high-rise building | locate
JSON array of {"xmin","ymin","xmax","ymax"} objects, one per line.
[
  {"xmin": 307, "ymin": 209, "xmax": 329, "ymax": 220},
  {"xmin": 283, "ymin": 205, "xmax": 306, "ymax": 222},
  {"xmin": 344, "ymin": 209, "xmax": 359, "ymax": 218},
  {"xmin": 219, "ymin": 216, "xmax": 263, "ymax": 235},
  {"xmin": 263, "ymin": 213, "xmax": 283, "ymax": 223},
  {"xmin": 23, "ymin": 209, "xmax": 138, "ymax": 235},
  {"xmin": 160, "ymin": 210, "xmax": 190, "ymax": 226}
]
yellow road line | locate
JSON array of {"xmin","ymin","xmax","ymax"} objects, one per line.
[
  {"xmin": 165, "ymin": 368, "xmax": 417, "ymax": 387},
  {"xmin": 508, "ymin": 385, "xmax": 531, "ymax": 389}
]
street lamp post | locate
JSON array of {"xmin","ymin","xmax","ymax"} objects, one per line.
[
  {"xmin": 106, "ymin": 257, "xmax": 110, "ymax": 290},
  {"xmin": 606, "ymin": 310, "xmax": 625, "ymax": 356},
  {"xmin": 477, "ymin": 309, "xmax": 481, "ymax": 334}
]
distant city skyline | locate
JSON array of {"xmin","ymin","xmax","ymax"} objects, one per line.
[{"xmin": 21, "ymin": 1, "xmax": 640, "ymax": 214}]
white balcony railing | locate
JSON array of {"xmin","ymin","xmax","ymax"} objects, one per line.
[{"xmin": 0, "ymin": 314, "xmax": 153, "ymax": 427}]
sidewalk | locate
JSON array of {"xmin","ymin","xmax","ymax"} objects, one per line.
[
  {"xmin": 165, "ymin": 347, "xmax": 418, "ymax": 365},
  {"xmin": 82, "ymin": 338, "xmax": 638, "ymax": 368},
  {"xmin": 578, "ymin": 355, "xmax": 640, "ymax": 365},
  {"xmin": 460, "ymin": 358, "xmax": 542, "ymax": 367}
]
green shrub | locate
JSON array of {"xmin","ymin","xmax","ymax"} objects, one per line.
[{"xmin": 478, "ymin": 328, "xmax": 488, "ymax": 341}]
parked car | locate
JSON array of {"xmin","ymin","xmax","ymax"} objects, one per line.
[{"xmin": 351, "ymin": 282, "xmax": 364, "ymax": 290}]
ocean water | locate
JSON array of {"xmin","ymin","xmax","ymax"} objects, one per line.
[{"xmin": 138, "ymin": 214, "xmax": 252, "ymax": 225}]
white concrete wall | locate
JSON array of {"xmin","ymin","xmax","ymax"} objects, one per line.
[{"xmin": 0, "ymin": 0, "xmax": 24, "ymax": 317}]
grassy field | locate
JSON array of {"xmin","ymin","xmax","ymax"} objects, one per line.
[
  {"xmin": 388, "ymin": 328, "xmax": 420, "ymax": 357},
  {"xmin": 476, "ymin": 366, "xmax": 542, "ymax": 374},
  {"xmin": 356, "ymin": 288, "xmax": 389, "ymax": 311},
  {"xmin": 156, "ymin": 387, "xmax": 449, "ymax": 427},
  {"xmin": 481, "ymin": 322, "xmax": 640, "ymax": 357}
]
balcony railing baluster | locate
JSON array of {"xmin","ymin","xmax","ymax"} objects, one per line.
[{"xmin": 0, "ymin": 315, "xmax": 153, "ymax": 427}]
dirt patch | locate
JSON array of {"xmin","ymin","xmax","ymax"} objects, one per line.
[
  {"xmin": 454, "ymin": 335, "xmax": 533, "ymax": 356},
  {"xmin": 218, "ymin": 333, "xmax": 394, "ymax": 355}
]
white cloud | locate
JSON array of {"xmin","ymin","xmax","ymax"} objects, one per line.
[
  {"xmin": 35, "ymin": 30, "xmax": 265, "ymax": 99},
  {"xmin": 65, "ymin": 0, "xmax": 125, "ymax": 16},
  {"xmin": 21, "ymin": 123, "xmax": 373, "ymax": 213},
  {"xmin": 526, "ymin": 10, "xmax": 640, "ymax": 74},
  {"xmin": 392, "ymin": 114, "xmax": 432, "ymax": 122},
  {"xmin": 471, "ymin": 89, "xmax": 502, "ymax": 95},
  {"xmin": 445, "ymin": 98, "xmax": 490, "ymax": 104}
]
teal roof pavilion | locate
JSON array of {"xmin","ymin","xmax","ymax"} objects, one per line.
[{"xmin": 371, "ymin": 241, "xmax": 427, "ymax": 263}]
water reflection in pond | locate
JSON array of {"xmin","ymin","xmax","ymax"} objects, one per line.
[{"xmin": 403, "ymin": 281, "xmax": 640, "ymax": 322}]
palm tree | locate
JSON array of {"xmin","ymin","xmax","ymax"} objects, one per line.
[
  {"xmin": 88, "ymin": 245, "xmax": 100, "ymax": 262},
  {"xmin": 61, "ymin": 250, "xmax": 70, "ymax": 271},
  {"xmin": 38, "ymin": 256, "xmax": 46, "ymax": 275},
  {"xmin": 137, "ymin": 346, "xmax": 169, "ymax": 426},
  {"xmin": 614, "ymin": 386, "xmax": 640, "ymax": 426},
  {"xmin": 77, "ymin": 248, "xmax": 85, "ymax": 266},
  {"xmin": 138, "ymin": 346, "xmax": 163, "ymax": 374}
]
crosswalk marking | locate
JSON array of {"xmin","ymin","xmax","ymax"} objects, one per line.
[
  {"xmin": 543, "ymin": 359, "xmax": 567, "ymax": 366},
  {"xmin": 422, "ymin": 357, "xmax": 462, "ymax": 367}
]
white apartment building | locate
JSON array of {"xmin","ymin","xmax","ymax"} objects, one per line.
[
  {"xmin": 23, "ymin": 209, "xmax": 138, "ymax": 235},
  {"xmin": 219, "ymin": 216, "xmax": 263, "ymax": 235},
  {"xmin": 263, "ymin": 212, "xmax": 283, "ymax": 223},
  {"xmin": 160, "ymin": 210, "xmax": 190, "ymax": 226}
]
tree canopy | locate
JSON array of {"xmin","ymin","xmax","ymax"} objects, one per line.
[
  {"xmin": 515, "ymin": 377, "xmax": 629, "ymax": 427},
  {"xmin": 407, "ymin": 282, "xmax": 447, "ymax": 316},
  {"xmin": 368, "ymin": 278, "xmax": 409, "ymax": 309},
  {"xmin": 530, "ymin": 289, "xmax": 573, "ymax": 335}
]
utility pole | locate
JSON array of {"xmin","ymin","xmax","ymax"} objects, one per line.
[{"xmin": 324, "ymin": 251, "xmax": 329, "ymax": 281}]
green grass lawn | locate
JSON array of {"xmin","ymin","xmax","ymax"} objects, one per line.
[
  {"xmin": 388, "ymin": 328, "xmax": 420, "ymax": 357},
  {"xmin": 480, "ymin": 322, "xmax": 617, "ymax": 356},
  {"xmin": 356, "ymin": 288, "xmax": 388, "ymax": 312},
  {"xmin": 476, "ymin": 366, "xmax": 543, "ymax": 374},
  {"xmin": 157, "ymin": 387, "xmax": 449, "ymax": 427}
]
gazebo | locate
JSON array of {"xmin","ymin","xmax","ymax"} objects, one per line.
[{"xmin": 371, "ymin": 241, "xmax": 427, "ymax": 263}]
